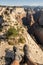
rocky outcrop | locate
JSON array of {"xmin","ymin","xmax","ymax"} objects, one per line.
[
  {"xmin": 32, "ymin": 11, "xmax": 43, "ymax": 44},
  {"xmin": 33, "ymin": 23, "xmax": 43, "ymax": 44},
  {"xmin": 38, "ymin": 11, "xmax": 43, "ymax": 25}
]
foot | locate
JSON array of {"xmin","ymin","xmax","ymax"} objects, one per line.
[
  {"xmin": 13, "ymin": 46, "xmax": 22, "ymax": 62},
  {"xmin": 23, "ymin": 44, "xmax": 29, "ymax": 62},
  {"xmin": 23, "ymin": 45, "xmax": 38, "ymax": 65}
]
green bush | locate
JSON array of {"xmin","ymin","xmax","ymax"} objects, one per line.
[
  {"xmin": 18, "ymin": 36, "xmax": 25, "ymax": 43},
  {"xmin": 6, "ymin": 27, "xmax": 18, "ymax": 38}
]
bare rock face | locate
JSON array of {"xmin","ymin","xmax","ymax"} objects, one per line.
[
  {"xmin": 33, "ymin": 11, "xmax": 43, "ymax": 26},
  {"xmin": 30, "ymin": 14, "xmax": 35, "ymax": 26},
  {"xmin": 33, "ymin": 11, "xmax": 41, "ymax": 23},
  {"xmin": 26, "ymin": 9, "xmax": 35, "ymax": 26},
  {"xmin": 39, "ymin": 11, "xmax": 43, "ymax": 26},
  {"xmin": 33, "ymin": 24, "xmax": 43, "ymax": 44},
  {"xmin": 31, "ymin": 11, "xmax": 43, "ymax": 44}
]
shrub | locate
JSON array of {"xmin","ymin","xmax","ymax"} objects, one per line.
[
  {"xmin": 6, "ymin": 27, "xmax": 18, "ymax": 38},
  {"xmin": 18, "ymin": 36, "xmax": 25, "ymax": 43}
]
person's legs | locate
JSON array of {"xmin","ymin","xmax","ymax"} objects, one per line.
[
  {"xmin": 11, "ymin": 45, "xmax": 38, "ymax": 65},
  {"xmin": 23, "ymin": 44, "xmax": 38, "ymax": 65},
  {"xmin": 11, "ymin": 46, "xmax": 22, "ymax": 65},
  {"xmin": 11, "ymin": 60, "xmax": 19, "ymax": 65}
]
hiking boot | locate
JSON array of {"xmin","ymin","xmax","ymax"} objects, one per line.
[
  {"xmin": 23, "ymin": 44, "xmax": 29, "ymax": 62},
  {"xmin": 23, "ymin": 45, "xmax": 39, "ymax": 65},
  {"xmin": 13, "ymin": 46, "xmax": 22, "ymax": 62}
]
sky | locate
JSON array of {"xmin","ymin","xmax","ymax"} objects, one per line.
[{"xmin": 0, "ymin": 0, "xmax": 43, "ymax": 6}]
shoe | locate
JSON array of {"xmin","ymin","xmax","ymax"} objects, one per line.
[
  {"xmin": 13, "ymin": 46, "xmax": 22, "ymax": 62},
  {"xmin": 23, "ymin": 44, "xmax": 29, "ymax": 62},
  {"xmin": 23, "ymin": 45, "xmax": 39, "ymax": 65}
]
